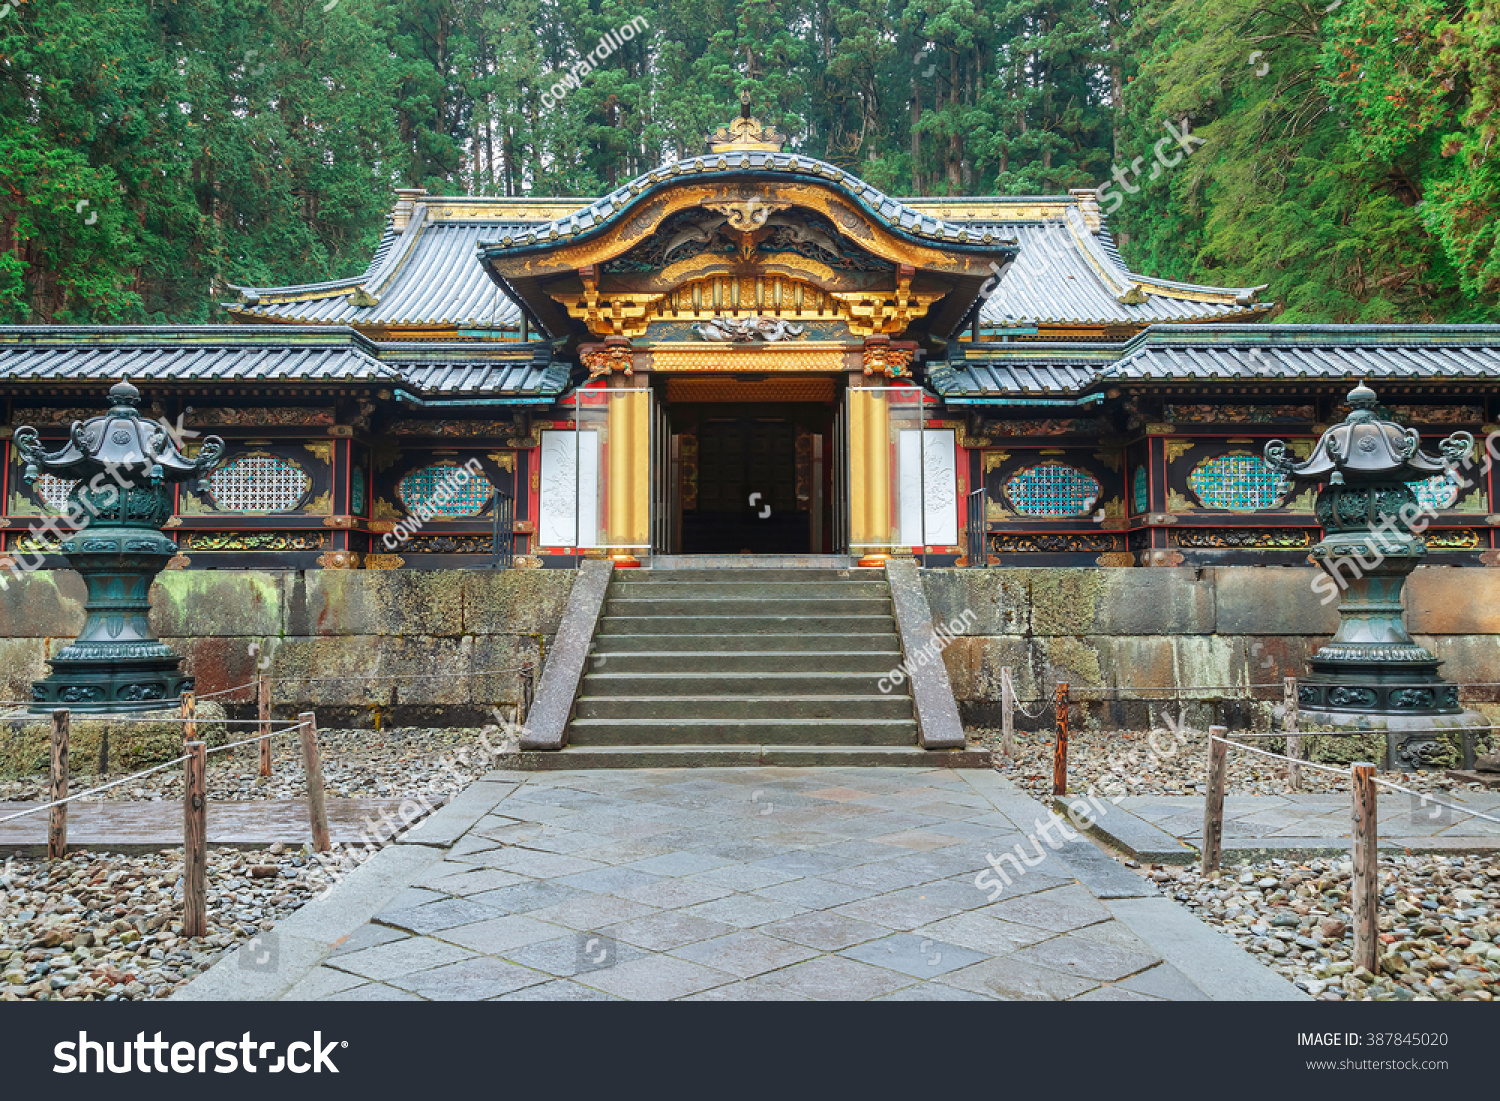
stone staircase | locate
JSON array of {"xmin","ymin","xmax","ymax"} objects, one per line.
[{"xmin": 540, "ymin": 566, "xmax": 962, "ymax": 767}]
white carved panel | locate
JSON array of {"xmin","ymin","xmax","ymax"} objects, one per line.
[
  {"xmin": 898, "ymin": 429, "xmax": 958, "ymax": 547},
  {"xmin": 539, "ymin": 430, "xmax": 599, "ymax": 548}
]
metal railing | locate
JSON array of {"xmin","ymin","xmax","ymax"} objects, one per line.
[{"xmin": 966, "ymin": 487, "xmax": 987, "ymax": 568}]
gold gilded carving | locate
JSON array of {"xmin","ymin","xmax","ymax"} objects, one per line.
[
  {"xmin": 364, "ymin": 554, "xmax": 405, "ymax": 570},
  {"xmin": 490, "ymin": 180, "xmax": 998, "ymax": 279},
  {"xmin": 707, "ymin": 93, "xmax": 786, "ymax": 153},
  {"xmin": 1145, "ymin": 424, "xmax": 1174, "ymax": 435},
  {"xmin": 581, "ymin": 341, "xmax": 634, "ymax": 379},
  {"xmin": 486, "ymin": 452, "xmax": 517, "ymax": 473},
  {"xmin": 1164, "ymin": 440, "xmax": 1195, "ymax": 464},
  {"xmin": 374, "ymin": 495, "xmax": 403, "ymax": 521},
  {"xmin": 1093, "ymin": 450, "xmax": 1123, "ymax": 473},
  {"xmin": 1166, "ymin": 489, "xmax": 1195, "ymax": 512},
  {"xmin": 862, "ymin": 338, "xmax": 916, "ymax": 379},
  {"xmin": 1097, "ymin": 552, "xmax": 1135, "ymax": 567},
  {"xmin": 703, "ymin": 198, "xmax": 790, "ymax": 231},
  {"xmin": 323, "ymin": 515, "xmax": 356, "ymax": 529},
  {"xmin": 303, "ymin": 442, "xmax": 334, "ymax": 465},
  {"xmin": 983, "ymin": 452, "xmax": 1011, "ymax": 473},
  {"xmin": 651, "ymin": 346, "xmax": 846, "ymax": 372}
]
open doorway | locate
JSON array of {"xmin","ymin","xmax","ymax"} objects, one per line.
[{"xmin": 666, "ymin": 399, "xmax": 834, "ymax": 555}]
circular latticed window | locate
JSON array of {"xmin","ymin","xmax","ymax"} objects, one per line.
[
  {"xmin": 1187, "ymin": 453, "xmax": 1286, "ymax": 511},
  {"xmin": 1003, "ymin": 463, "xmax": 1101, "ymax": 517},
  {"xmin": 396, "ymin": 463, "xmax": 494, "ymax": 518},
  {"xmin": 207, "ymin": 454, "xmax": 312, "ymax": 512}
]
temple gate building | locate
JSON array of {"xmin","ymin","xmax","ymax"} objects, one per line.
[{"xmin": 4, "ymin": 107, "xmax": 1499, "ymax": 575}]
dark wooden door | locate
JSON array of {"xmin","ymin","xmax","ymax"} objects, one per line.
[{"xmin": 684, "ymin": 417, "xmax": 807, "ymax": 553}]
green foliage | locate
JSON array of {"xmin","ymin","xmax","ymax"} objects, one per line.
[{"xmin": 4, "ymin": 0, "xmax": 1500, "ymax": 322}]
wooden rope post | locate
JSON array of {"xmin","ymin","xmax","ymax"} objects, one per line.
[
  {"xmin": 1000, "ymin": 667, "xmax": 1016, "ymax": 760},
  {"xmin": 183, "ymin": 740, "xmax": 207, "ymax": 938},
  {"xmin": 298, "ymin": 711, "xmax": 330, "ymax": 852},
  {"xmin": 1202, "ymin": 724, "xmax": 1229, "ymax": 875},
  {"xmin": 180, "ymin": 689, "xmax": 197, "ymax": 745},
  {"xmin": 1051, "ymin": 683, "xmax": 1070, "ymax": 796},
  {"xmin": 1351, "ymin": 761, "xmax": 1379, "ymax": 974},
  {"xmin": 1283, "ymin": 676, "xmax": 1301, "ymax": 792},
  {"xmin": 257, "ymin": 671, "xmax": 272, "ymax": 777},
  {"xmin": 519, "ymin": 660, "xmax": 535, "ymax": 722},
  {"xmin": 48, "ymin": 708, "xmax": 69, "ymax": 860}
]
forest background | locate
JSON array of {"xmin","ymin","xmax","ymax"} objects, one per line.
[{"xmin": 5, "ymin": 0, "xmax": 1499, "ymax": 324}]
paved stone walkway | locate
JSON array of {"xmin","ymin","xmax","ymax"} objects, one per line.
[
  {"xmin": 1120, "ymin": 793, "xmax": 1500, "ymax": 854},
  {"xmin": 182, "ymin": 768, "xmax": 1301, "ymax": 1002},
  {"xmin": 0, "ymin": 797, "xmax": 414, "ymax": 853}
]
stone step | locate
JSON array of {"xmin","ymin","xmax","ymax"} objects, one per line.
[
  {"xmin": 565, "ymin": 717, "xmax": 918, "ymax": 746},
  {"xmin": 607, "ymin": 581, "xmax": 892, "ymax": 598},
  {"xmin": 597, "ymin": 615, "xmax": 898, "ymax": 636},
  {"xmin": 642, "ymin": 557, "xmax": 862, "ymax": 573},
  {"xmin": 604, "ymin": 596, "xmax": 892, "ymax": 617},
  {"xmin": 579, "ymin": 671, "xmax": 889, "ymax": 696},
  {"xmin": 592, "ymin": 633, "xmax": 899, "ymax": 653},
  {"xmin": 620, "ymin": 567, "xmax": 879, "ymax": 582},
  {"xmin": 521, "ymin": 745, "xmax": 993, "ymax": 769},
  {"xmin": 583, "ymin": 650, "xmax": 901, "ymax": 674},
  {"xmin": 574, "ymin": 694, "xmax": 914, "ymax": 720}
]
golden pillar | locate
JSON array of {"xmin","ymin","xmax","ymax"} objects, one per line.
[
  {"xmin": 848, "ymin": 385, "xmax": 891, "ymax": 551},
  {"xmin": 606, "ymin": 382, "xmax": 650, "ymax": 549}
]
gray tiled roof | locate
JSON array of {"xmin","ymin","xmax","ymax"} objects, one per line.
[
  {"xmin": 0, "ymin": 327, "xmax": 398, "ymax": 383},
  {"xmin": 0, "ymin": 328, "xmax": 567, "ymax": 399},
  {"xmin": 230, "ymin": 218, "xmax": 527, "ymax": 329},
  {"xmin": 931, "ymin": 325, "xmax": 1500, "ymax": 401},
  {"xmin": 1102, "ymin": 326, "xmax": 1500, "ymax": 382},
  {"xmin": 971, "ymin": 210, "xmax": 1266, "ymax": 327}
]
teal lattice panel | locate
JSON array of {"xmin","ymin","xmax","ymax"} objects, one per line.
[
  {"xmin": 1187, "ymin": 454, "xmax": 1285, "ymax": 511},
  {"xmin": 1003, "ymin": 463, "xmax": 1101, "ymax": 517}
]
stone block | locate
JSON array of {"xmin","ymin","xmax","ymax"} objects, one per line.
[
  {"xmin": 1214, "ymin": 566, "xmax": 1338, "ymax": 636},
  {"xmin": 460, "ymin": 570, "xmax": 576, "ymax": 635},
  {"xmin": 1029, "ymin": 568, "xmax": 1214, "ymax": 637},
  {"xmin": 0, "ymin": 638, "xmax": 48, "ymax": 702},
  {"xmin": 294, "ymin": 570, "xmax": 465, "ymax": 637},
  {"xmin": 0, "ymin": 569, "xmax": 85, "ymax": 638},
  {"xmin": 1420, "ymin": 634, "xmax": 1500, "ymax": 698},
  {"xmin": 920, "ymin": 569, "xmax": 1028, "ymax": 635},
  {"xmin": 149, "ymin": 570, "xmax": 286, "ymax": 638},
  {"xmin": 1407, "ymin": 567, "xmax": 1500, "ymax": 635}
]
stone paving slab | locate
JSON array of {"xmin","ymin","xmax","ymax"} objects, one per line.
[
  {"xmin": 0, "ymin": 796, "xmax": 422, "ymax": 854},
  {"xmin": 1114, "ymin": 793, "xmax": 1500, "ymax": 857},
  {"xmin": 179, "ymin": 766, "xmax": 1306, "ymax": 1002}
]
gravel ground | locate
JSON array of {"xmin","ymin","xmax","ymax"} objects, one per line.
[
  {"xmin": 0, "ymin": 724, "xmax": 522, "ymax": 1003},
  {"xmin": 1149, "ymin": 856, "xmax": 1500, "ymax": 1001},
  {"xmin": 0, "ymin": 847, "xmax": 319, "ymax": 1001},
  {"xmin": 971, "ymin": 725, "xmax": 1494, "ymax": 801},
  {"xmin": 0, "ymin": 724, "xmax": 518, "ymax": 804}
]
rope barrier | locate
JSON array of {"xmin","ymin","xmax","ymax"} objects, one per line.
[
  {"xmin": 1367, "ymin": 776, "xmax": 1500, "ymax": 827},
  {"xmin": 0, "ymin": 753, "xmax": 195, "ymax": 825},
  {"xmin": 203, "ymin": 724, "xmax": 307, "ymax": 757},
  {"xmin": 1207, "ymin": 732, "xmax": 1353, "ymax": 778}
]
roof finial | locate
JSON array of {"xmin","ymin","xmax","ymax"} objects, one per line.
[{"xmin": 707, "ymin": 94, "xmax": 785, "ymax": 154}]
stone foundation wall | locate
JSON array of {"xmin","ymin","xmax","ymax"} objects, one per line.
[
  {"xmin": 920, "ymin": 567, "xmax": 1500, "ymax": 732},
  {"xmin": 0, "ymin": 570, "xmax": 577, "ymax": 727}
]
